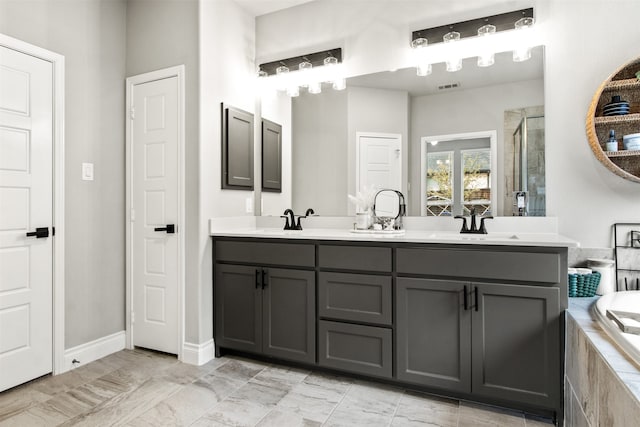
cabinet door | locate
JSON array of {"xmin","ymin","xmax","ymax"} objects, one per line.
[
  {"xmin": 261, "ymin": 119, "xmax": 282, "ymax": 192},
  {"xmin": 214, "ymin": 264, "xmax": 262, "ymax": 353},
  {"xmin": 471, "ymin": 283, "xmax": 560, "ymax": 408},
  {"xmin": 396, "ymin": 278, "xmax": 471, "ymax": 393},
  {"xmin": 222, "ymin": 104, "xmax": 254, "ymax": 189},
  {"xmin": 262, "ymin": 268, "xmax": 316, "ymax": 363}
]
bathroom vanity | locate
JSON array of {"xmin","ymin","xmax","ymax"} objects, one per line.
[{"xmin": 211, "ymin": 229, "xmax": 571, "ymax": 423}]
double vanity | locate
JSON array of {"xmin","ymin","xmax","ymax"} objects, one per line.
[{"xmin": 211, "ymin": 222, "xmax": 576, "ymax": 423}]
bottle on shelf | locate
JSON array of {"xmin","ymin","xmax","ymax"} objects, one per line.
[{"xmin": 606, "ymin": 129, "xmax": 618, "ymax": 152}]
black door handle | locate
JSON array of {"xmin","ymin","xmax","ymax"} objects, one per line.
[
  {"xmin": 255, "ymin": 269, "xmax": 261, "ymax": 289},
  {"xmin": 474, "ymin": 287, "xmax": 479, "ymax": 312},
  {"xmin": 154, "ymin": 224, "xmax": 175, "ymax": 233},
  {"xmin": 26, "ymin": 227, "xmax": 49, "ymax": 238},
  {"xmin": 463, "ymin": 285, "xmax": 469, "ymax": 310}
]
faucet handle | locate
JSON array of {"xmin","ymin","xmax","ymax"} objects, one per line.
[
  {"xmin": 454, "ymin": 215, "xmax": 469, "ymax": 233},
  {"xmin": 279, "ymin": 215, "xmax": 291, "ymax": 230},
  {"xmin": 479, "ymin": 216, "xmax": 493, "ymax": 234}
]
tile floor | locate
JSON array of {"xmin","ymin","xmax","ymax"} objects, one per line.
[{"xmin": 0, "ymin": 349, "xmax": 553, "ymax": 426}]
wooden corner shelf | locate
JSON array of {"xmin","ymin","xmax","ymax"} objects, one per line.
[
  {"xmin": 605, "ymin": 149, "xmax": 640, "ymax": 158},
  {"xmin": 603, "ymin": 78, "xmax": 640, "ymax": 92},
  {"xmin": 594, "ymin": 113, "xmax": 640, "ymax": 125}
]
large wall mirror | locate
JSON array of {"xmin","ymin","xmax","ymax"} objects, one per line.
[{"xmin": 261, "ymin": 46, "xmax": 545, "ymax": 218}]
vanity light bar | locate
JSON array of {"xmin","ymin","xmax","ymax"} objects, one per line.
[
  {"xmin": 258, "ymin": 48, "xmax": 342, "ymax": 77},
  {"xmin": 411, "ymin": 8, "xmax": 533, "ymax": 46}
]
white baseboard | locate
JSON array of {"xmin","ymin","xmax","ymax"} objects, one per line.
[
  {"xmin": 63, "ymin": 331, "xmax": 126, "ymax": 373},
  {"xmin": 181, "ymin": 339, "xmax": 214, "ymax": 366}
]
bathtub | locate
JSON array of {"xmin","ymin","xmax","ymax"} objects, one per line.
[{"xmin": 593, "ymin": 291, "xmax": 640, "ymax": 365}]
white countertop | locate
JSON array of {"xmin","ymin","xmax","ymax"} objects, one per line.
[{"xmin": 209, "ymin": 227, "xmax": 578, "ymax": 247}]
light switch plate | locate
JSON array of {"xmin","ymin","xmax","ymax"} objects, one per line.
[
  {"xmin": 245, "ymin": 197, "xmax": 253, "ymax": 214},
  {"xmin": 82, "ymin": 163, "xmax": 94, "ymax": 181}
]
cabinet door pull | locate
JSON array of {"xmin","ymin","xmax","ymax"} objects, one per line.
[
  {"xmin": 262, "ymin": 269, "xmax": 268, "ymax": 289},
  {"xmin": 255, "ymin": 269, "xmax": 261, "ymax": 289},
  {"xmin": 474, "ymin": 286, "xmax": 479, "ymax": 312},
  {"xmin": 463, "ymin": 285, "xmax": 469, "ymax": 310}
]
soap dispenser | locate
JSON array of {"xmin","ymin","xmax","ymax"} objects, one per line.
[{"xmin": 606, "ymin": 129, "xmax": 618, "ymax": 152}]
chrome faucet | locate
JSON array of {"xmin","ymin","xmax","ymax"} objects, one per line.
[{"xmin": 455, "ymin": 208, "xmax": 493, "ymax": 234}]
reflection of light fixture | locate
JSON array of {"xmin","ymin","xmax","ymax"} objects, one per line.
[
  {"xmin": 513, "ymin": 17, "xmax": 535, "ymax": 62},
  {"xmin": 411, "ymin": 37, "xmax": 433, "ymax": 77},
  {"xmin": 430, "ymin": 140, "xmax": 438, "ymax": 146},
  {"xmin": 477, "ymin": 24, "xmax": 496, "ymax": 67},
  {"xmin": 409, "ymin": 8, "xmax": 537, "ymax": 74},
  {"xmin": 443, "ymin": 31, "xmax": 462, "ymax": 72},
  {"xmin": 258, "ymin": 48, "xmax": 346, "ymax": 97}
]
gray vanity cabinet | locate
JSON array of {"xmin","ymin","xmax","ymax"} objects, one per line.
[
  {"xmin": 396, "ymin": 278, "xmax": 472, "ymax": 393},
  {"xmin": 214, "ymin": 240, "xmax": 316, "ymax": 364},
  {"xmin": 471, "ymin": 283, "xmax": 560, "ymax": 408}
]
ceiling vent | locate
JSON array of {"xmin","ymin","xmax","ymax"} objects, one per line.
[{"xmin": 437, "ymin": 83, "xmax": 461, "ymax": 90}]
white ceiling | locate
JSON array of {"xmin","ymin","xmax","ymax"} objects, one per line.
[{"xmin": 234, "ymin": 0, "xmax": 315, "ymax": 17}]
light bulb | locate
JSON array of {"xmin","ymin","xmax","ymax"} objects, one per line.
[
  {"xmin": 477, "ymin": 24, "xmax": 496, "ymax": 67},
  {"xmin": 332, "ymin": 78, "xmax": 346, "ymax": 91},
  {"xmin": 417, "ymin": 63, "xmax": 432, "ymax": 76},
  {"xmin": 308, "ymin": 81, "xmax": 321, "ymax": 94},
  {"xmin": 444, "ymin": 31, "xmax": 462, "ymax": 72},
  {"xmin": 513, "ymin": 17, "xmax": 535, "ymax": 62},
  {"xmin": 286, "ymin": 85, "xmax": 299, "ymax": 97}
]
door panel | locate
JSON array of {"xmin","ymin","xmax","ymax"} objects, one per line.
[
  {"xmin": 214, "ymin": 264, "xmax": 262, "ymax": 353},
  {"xmin": 357, "ymin": 134, "xmax": 401, "ymax": 197},
  {"xmin": 262, "ymin": 119, "xmax": 282, "ymax": 192},
  {"xmin": 472, "ymin": 283, "xmax": 560, "ymax": 407},
  {"xmin": 132, "ymin": 76, "xmax": 179, "ymax": 354},
  {"xmin": 396, "ymin": 278, "xmax": 471, "ymax": 393},
  {"xmin": 0, "ymin": 45, "xmax": 53, "ymax": 392},
  {"xmin": 262, "ymin": 268, "xmax": 315, "ymax": 363}
]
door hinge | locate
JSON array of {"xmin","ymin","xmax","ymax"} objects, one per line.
[{"xmin": 130, "ymin": 107, "xmax": 135, "ymax": 120}]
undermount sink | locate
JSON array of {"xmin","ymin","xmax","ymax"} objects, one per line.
[
  {"xmin": 427, "ymin": 233, "xmax": 520, "ymax": 241},
  {"xmin": 252, "ymin": 229, "xmax": 303, "ymax": 236}
]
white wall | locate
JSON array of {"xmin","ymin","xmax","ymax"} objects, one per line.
[
  {"xmin": 199, "ymin": 0, "xmax": 256, "ymax": 343},
  {"xmin": 0, "ymin": 0, "xmax": 127, "ymax": 348},
  {"xmin": 410, "ymin": 79, "xmax": 544, "ymax": 216},
  {"xmin": 257, "ymin": 0, "xmax": 640, "ymax": 248}
]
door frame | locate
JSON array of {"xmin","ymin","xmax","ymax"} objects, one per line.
[
  {"xmin": 355, "ymin": 131, "xmax": 402, "ymax": 201},
  {"xmin": 420, "ymin": 130, "xmax": 497, "ymax": 217},
  {"xmin": 0, "ymin": 33, "xmax": 66, "ymax": 375},
  {"xmin": 125, "ymin": 66, "xmax": 185, "ymax": 360}
]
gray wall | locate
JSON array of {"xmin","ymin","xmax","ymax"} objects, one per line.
[
  {"xmin": 0, "ymin": 0, "xmax": 127, "ymax": 348},
  {"xmin": 126, "ymin": 0, "xmax": 200, "ymax": 344},
  {"xmin": 292, "ymin": 90, "xmax": 348, "ymax": 215}
]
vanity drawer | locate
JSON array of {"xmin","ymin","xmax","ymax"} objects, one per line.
[
  {"xmin": 396, "ymin": 247, "xmax": 561, "ymax": 284},
  {"xmin": 215, "ymin": 240, "xmax": 314, "ymax": 267},
  {"xmin": 318, "ymin": 245, "xmax": 392, "ymax": 272},
  {"xmin": 319, "ymin": 272, "xmax": 392, "ymax": 325},
  {"xmin": 318, "ymin": 320, "xmax": 392, "ymax": 379}
]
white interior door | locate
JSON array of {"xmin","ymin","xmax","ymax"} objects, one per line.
[
  {"xmin": 0, "ymin": 45, "xmax": 53, "ymax": 391},
  {"xmin": 131, "ymin": 76, "xmax": 179, "ymax": 354},
  {"xmin": 356, "ymin": 132, "xmax": 401, "ymax": 197}
]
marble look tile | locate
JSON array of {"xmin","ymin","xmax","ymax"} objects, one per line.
[
  {"xmin": 211, "ymin": 358, "xmax": 267, "ymax": 383},
  {"xmin": 60, "ymin": 378, "xmax": 180, "ymax": 427},
  {"xmin": 127, "ymin": 383, "xmax": 220, "ymax": 427},
  {"xmin": 0, "ymin": 402, "xmax": 69, "ymax": 427},
  {"xmin": 160, "ymin": 360, "xmax": 223, "ymax": 386},
  {"xmin": 193, "ymin": 370, "xmax": 248, "ymax": 402},
  {"xmin": 324, "ymin": 380, "xmax": 402, "ymax": 427},
  {"xmin": 40, "ymin": 384, "xmax": 108, "ymax": 418},
  {"xmin": 523, "ymin": 414, "xmax": 553, "ymax": 426},
  {"xmin": 564, "ymin": 377, "xmax": 573, "ymax": 427},
  {"xmin": 199, "ymin": 398, "xmax": 272, "ymax": 427},
  {"xmin": 228, "ymin": 382, "xmax": 289, "ymax": 408},
  {"xmin": 391, "ymin": 391, "xmax": 458, "ymax": 427},
  {"xmin": 597, "ymin": 351, "xmax": 640, "ymax": 427},
  {"xmin": 256, "ymin": 408, "xmax": 322, "ymax": 427},
  {"xmin": 457, "ymin": 401, "xmax": 525, "ymax": 427},
  {"xmin": 249, "ymin": 365, "xmax": 310, "ymax": 391},
  {"xmin": 31, "ymin": 370, "xmax": 86, "ymax": 396},
  {"xmin": 565, "ymin": 324, "xmax": 598, "ymax": 426},
  {"xmin": 275, "ymin": 379, "xmax": 347, "ymax": 423},
  {"xmin": 569, "ymin": 385, "xmax": 590, "ymax": 427},
  {"xmin": 0, "ymin": 385, "xmax": 51, "ymax": 422}
]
